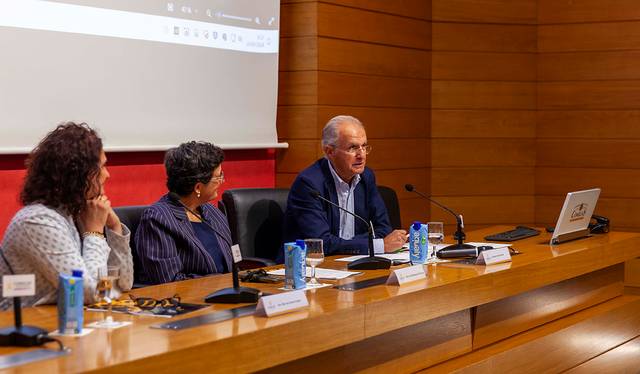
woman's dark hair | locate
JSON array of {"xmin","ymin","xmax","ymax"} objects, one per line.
[
  {"xmin": 165, "ymin": 141, "xmax": 225, "ymax": 196},
  {"xmin": 21, "ymin": 122, "xmax": 103, "ymax": 218}
]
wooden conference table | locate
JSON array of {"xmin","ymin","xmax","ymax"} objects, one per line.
[{"xmin": 1, "ymin": 226, "xmax": 640, "ymax": 373}]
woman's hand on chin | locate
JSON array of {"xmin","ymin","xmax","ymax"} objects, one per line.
[{"xmin": 81, "ymin": 194, "xmax": 111, "ymax": 234}]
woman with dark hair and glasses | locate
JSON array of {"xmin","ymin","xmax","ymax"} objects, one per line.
[
  {"xmin": 0, "ymin": 123, "xmax": 133, "ymax": 309},
  {"xmin": 135, "ymin": 141, "xmax": 232, "ymax": 285}
]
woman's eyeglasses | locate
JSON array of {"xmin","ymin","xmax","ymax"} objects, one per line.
[
  {"xmin": 129, "ymin": 294, "xmax": 181, "ymax": 309},
  {"xmin": 211, "ymin": 171, "xmax": 225, "ymax": 184}
]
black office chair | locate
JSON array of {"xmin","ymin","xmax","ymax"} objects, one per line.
[
  {"xmin": 113, "ymin": 205, "xmax": 149, "ymax": 288},
  {"xmin": 378, "ymin": 185, "xmax": 402, "ymax": 229},
  {"xmin": 219, "ymin": 188, "xmax": 289, "ymax": 270}
]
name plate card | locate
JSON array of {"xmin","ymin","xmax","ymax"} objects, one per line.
[
  {"xmin": 2, "ymin": 274, "xmax": 35, "ymax": 297},
  {"xmin": 386, "ymin": 265, "xmax": 426, "ymax": 286},
  {"xmin": 231, "ymin": 244, "xmax": 243, "ymax": 263},
  {"xmin": 476, "ymin": 247, "xmax": 512, "ymax": 266},
  {"xmin": 256, "ymin": 290, "xmax": 309, "ymax": 317}
]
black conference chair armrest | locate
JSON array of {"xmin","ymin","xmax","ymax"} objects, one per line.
[{"xmin": 237, "ymin": 257, "xmax": 276, "ymax": 270}]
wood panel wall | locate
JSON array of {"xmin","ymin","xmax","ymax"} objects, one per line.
[
  {"xmin": 277, "ymin": 0, "xmax": 432, "ymax": 227},
  {"xmin": 537, "ymin": 1, "xmax": 640, "ymax": 231},
  {"xmin": 430, "ymin": 0, "xmax": 537, "ymax": 232},
  {"xmin": 277, "ymin": 1, "xmax": 640, "ymax": 234}
]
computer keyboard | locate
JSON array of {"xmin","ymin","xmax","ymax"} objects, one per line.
[{"xmin": 484, "ymin": 226, "xmax": 540, "ymax": 242}]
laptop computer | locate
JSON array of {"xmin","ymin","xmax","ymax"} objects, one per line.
[{"xmin": 550, "ymin": 188, "xmax": 601, "ymax": 245}]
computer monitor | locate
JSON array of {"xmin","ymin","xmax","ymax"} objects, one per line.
[{"xmin": 550, "ymin": 188, "xmax": 601, "ymax": 245}]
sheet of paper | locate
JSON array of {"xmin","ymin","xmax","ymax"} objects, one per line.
[
  {"xmin": 278, "ymin": 283, "xmax": 332, "ymax": 291},
  {"xmin": 335, "ymin": 253, "xmax": 410, "ymax": 262},
  {"xmin": 403, "ymin": 243, "xmax": 457, "ymax": 252},
  {"xmin": 267, "ymin": 267, "xmax": 361, "ymax": 280},
  {"xmin": 412, "ymin": 243, "xmax": 510, "ymax": 251},
  {"xmin": 336, "ymin": 251, "xmax": 453, "ymax": 264},
  {"xmin": 49, "ymin": 328, "xmax": 94, "ymax": 337},
  {"xmin": 86, "ymin": 321, "xmax": 132, "ymax": 329},
  {"xmin": 466, "ymin": 242, "xmax": 510, "ymax": 248}
]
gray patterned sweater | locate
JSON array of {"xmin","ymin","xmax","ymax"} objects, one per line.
[{"xmin": 0, "ymin": 204, "xmax": 133, "ymax": 309}]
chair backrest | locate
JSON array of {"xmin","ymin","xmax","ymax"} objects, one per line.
[
  {"xmin": 114, "ymin": 205, "xmax": 148, "ymax": 285},
  {"xmin": 377, "ymin": 185, "xmax": 402, "ymax": 229},
  {"xmin": 220, "ymin": 188, "xmax": 289, "ymax": 261}
]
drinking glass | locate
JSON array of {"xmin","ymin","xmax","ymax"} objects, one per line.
[
  {"xmin": 305, "ymin": 239, "xmax": 324, "ymax": 285},
  {"xmin": 95, "ymin": 266, "xmax": 120, "ymax": 327},
  {"xmin": 427, "ymin": 222, "xmax": 444, "ymax": 258}
]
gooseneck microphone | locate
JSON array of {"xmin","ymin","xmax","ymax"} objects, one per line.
[
  {"xmin": 309, "ymin": 190, "xmax": 391, "ymax": 270},
  {"xmin": 168, "ymin": 192, "xmax": 261, "ymax": 303},
  {"xmin": 404, "ymin": 184, "xmax": 477, "ymax": 258}
]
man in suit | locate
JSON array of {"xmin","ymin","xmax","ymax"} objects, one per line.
[{"xmin": 283, "ymin": 115, "xmax": 407, "ymax": 257}]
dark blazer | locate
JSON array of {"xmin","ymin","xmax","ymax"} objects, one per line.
[
  {"xmin": 135, "ymin": 194, "xmax": 233, "ymax": 285},
  {"xmin": 283, "ymin": 158, "xmax": 392, "ymax": 258}
]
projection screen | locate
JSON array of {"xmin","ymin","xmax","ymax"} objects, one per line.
[{"xmin": 0, "ymin": 0, "xmax": 284, "ymax": 152}]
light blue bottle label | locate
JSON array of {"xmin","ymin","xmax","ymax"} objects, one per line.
[
  {"xmin": 284, "ymin": 242, "xmax": 306, "ymax": 289},
  {"xmin": 58, "ymin": 273, "xmax": 84, "ymax": 334},
  {"xmin": 410, "ymin": 223, "xmax": 428, "ymax": 264}
]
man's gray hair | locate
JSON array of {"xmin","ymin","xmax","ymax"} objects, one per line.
[{"xmin": 321, "ymin": 115, "xmax": 363, "ymax": 147}]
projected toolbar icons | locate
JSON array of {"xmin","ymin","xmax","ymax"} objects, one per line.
[{"xmin": 167, "ymin": 2, "xmax": 174, "ymax": 12}]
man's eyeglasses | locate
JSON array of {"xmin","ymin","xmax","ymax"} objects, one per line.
[{"xmin": 335, "ymin": 144, "xmax": 372, "ymax": 155}]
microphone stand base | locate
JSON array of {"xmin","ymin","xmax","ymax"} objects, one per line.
[
  {"xmin": 347, "ymin": 256, "xmax": 392, "ymax": 270},
  {"xmin": 0, "ymin": 325, "xmax": 49, "ymax": 347},
  {"xmin": 437, "ymin": 243, "xmax": 478, "ymax": 259},
  {"xmin": 205, "ymin": 286, "xmax": 262, "ymax": 304}
]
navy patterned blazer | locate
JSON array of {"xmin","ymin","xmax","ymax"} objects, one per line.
[{"xmin": 135, "ymin": 194, "xmax": 233, "ymax": 285}]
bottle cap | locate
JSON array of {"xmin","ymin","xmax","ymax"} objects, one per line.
[
  {"xmin": 412, "ymin": 221, "xmax": 422, "ymax": 230},
  {"xmin": 72, "ymin": 269, "xmax": 83, "ymax": 277}
]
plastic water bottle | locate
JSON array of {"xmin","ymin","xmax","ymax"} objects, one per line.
[{"xmin": 409, "ymin": 221, "xmax": 428, "ymax": 264}]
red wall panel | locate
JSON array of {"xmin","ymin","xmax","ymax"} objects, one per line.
[{"xmin": 0, "ymin": 149, "xmax": 276, "ymax": 236}]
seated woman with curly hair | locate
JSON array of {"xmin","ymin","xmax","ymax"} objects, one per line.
[
  {"xmin": 0, "ymin": 122, "xmax": 133, "ymax": 309},
  {"xmin": 135, "ymin": 141, "xmax": 232, "ymax": 285}
]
